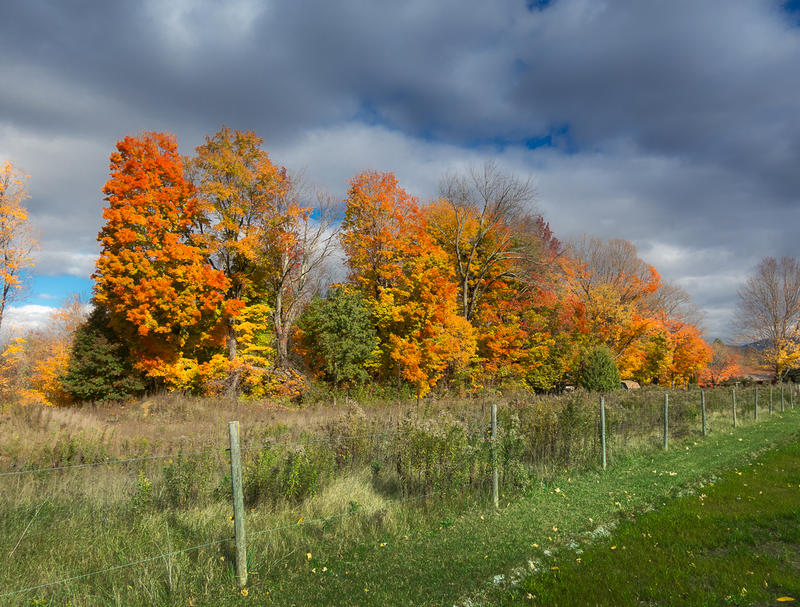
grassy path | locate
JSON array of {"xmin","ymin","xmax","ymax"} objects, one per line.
[
  {"xmin": 499, "ymin": 433, "xmax": 800, "ymax": 605},
  {"xmin": 240, "ymin": 411, "xmax": 800, "ymax": 606}
]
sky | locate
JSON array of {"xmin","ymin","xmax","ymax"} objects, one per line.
[{"xmin": 2, "ymin": 0, "xmax": 800, "ymax": 341}]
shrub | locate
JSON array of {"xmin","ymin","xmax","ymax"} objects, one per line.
[
  {"xmin": 578, "ymin": 346, "xmax": 621, "ymax": 392},
  {"xmin": 243, "ymin": 443, "xmax": 334, "ymax": 506},
  {"xmin": 160, "ymin": 453, "xmax": 216, "ymax": 508},
  {"xmin": 394, "ymin": 412, "xmax": 483, "ymax": 495}
]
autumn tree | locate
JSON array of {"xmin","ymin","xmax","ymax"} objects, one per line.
[
  {"xmin": 432, "ymin": 162, "xmax": 542, "ymax": 321},
  {"xmin": 0, "ymin": 161, "xmax": 37, "ymax": 332},
  {"xmin": 262, "ymin": 182, "xmax": 339, "ymax": 370},
  {"xmin": 190, "ymin": 126, "xmax": 286, "ymax": 375},
  {"xmin": 0, "ymin": 297, "xmax": 86, "ymax": 405},
  {"xmin": 341, "ymin": 171, "xmax": 475, "ymax": 398},
  {"xmin": 340, "ymin": 171, "xmax": 423, "ymax": 298},
  {"xmin": 698, "ymin": 339, "xmax": 742, "ymax": 387},
  {"xmin": 664, "ymin": 320, "xmax": 712, "ymax": 386},
  {"xmin": 93, "ymin": 132, "xmax": 229, "ymax": 379},
  {"xmin": 735, "ymin": 256, "xmax": 800, "ymax": 379},
  {"xmin": 565, "ymin": 236, "xmax": 662, "ymax": 377}
]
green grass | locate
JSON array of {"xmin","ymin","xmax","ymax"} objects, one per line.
[
  {"xmin": 2, "ymin": 406, "xmax": 799, "ymax": 606},
  {"xmin": 499, "ymin": 438, "xmax": 800, "ymax": 606}
]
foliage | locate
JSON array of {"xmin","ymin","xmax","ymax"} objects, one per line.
[
  {"xmin": 93, "ymin": 132, "xmax": 229, "ymax": 379},
  {"xmin": 0, "ymin": 298, "xmax": 87, "ymax": 406},
  {"xmin": 59, "ymin": 305, "xmax": 146, "ymax": 402},
  {"xmin": 190, "ymin": 126, "xmax": 287, "ymax": 379},
  {"xmin": 341, "ymin": 171, "xmax": 477, "ymax": 398},
  {"xmin": 698, "ymin": 339, "xmax": 742, "ymax": 387},
  {"xmin": 43, "ymin": 130, "xmax": 717, "ymax": 404},
  {"xmin": 578, "ymin": 346, "xmax": 621, "ymax": 392},
  {"xmin": 294, "ymin": 287, "xmax": 379, "ymax": 388}
]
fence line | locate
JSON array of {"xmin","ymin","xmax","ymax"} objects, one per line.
[
  {"xmin": 2, "ymin": 385, "xmax": 796, "ymax": 600},
  {"xmin": 0, "ymin": 448, "xmax": 224, "ymax": 478},
  {"xmin": 240, "ymin": 430, "xmax": 402, "ymax": 452},
  {"xmin": 0, "ymin": 431, "xmax": 406, "ymax": 478}
]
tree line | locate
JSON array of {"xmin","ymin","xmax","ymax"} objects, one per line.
[{"xmin": 1, "ymin": 127, "xmax": 736, "ymax": 405}]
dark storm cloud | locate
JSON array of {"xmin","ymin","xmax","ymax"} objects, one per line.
[{"xmin": 2, "ymin": 0, "xmax": 800, "ymax": 339}]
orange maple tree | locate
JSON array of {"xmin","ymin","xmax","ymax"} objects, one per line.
[
  {"xmin": 93, "ymin": 132, "xmax": 229, "ymax": 378},
  {"xmin": 341, "ymin": 171, "xmax": 475, "ymax": 398}
]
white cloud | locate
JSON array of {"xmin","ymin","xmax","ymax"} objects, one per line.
[
  {"xmin": 33, "ymin": 251, "xmax": 97, "ymax": 278},
  {"xmin": 2, "ymin": 304, "xmax": 58, "ymax": 335}
]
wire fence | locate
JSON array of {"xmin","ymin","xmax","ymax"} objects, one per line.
[{"xmin": 1, "ymin": 383, "xmax": 797, "ymax": 601}]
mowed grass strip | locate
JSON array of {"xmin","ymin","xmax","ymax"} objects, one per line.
[
  {"xmin": 237, "ymin": 411, "xmax": 800, "ymax": 606},
  {"xmin": 500, "ymin": 437, "xmax": 800, "ymax": 606}
]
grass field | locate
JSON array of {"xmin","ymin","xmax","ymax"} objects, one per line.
[
  {"xmin": 1, "ymin": 391, "xmax": 798, "ymax": 606},
  {"xmin": 499, "ymin": 436, "xmax": 800, "ymax": 606}
]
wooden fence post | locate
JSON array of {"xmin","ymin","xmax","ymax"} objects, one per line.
[
  {"xmin": 663, "ymin": 393, "xmax": 669, "ymax": 451},
  {"xmin": 228, "ymin": 421, "xmax": 247, "ymax": 588},
  {"xmin": 754, "ymin": 386, "xmax": 758, "ymax": 421},
  {"xmin": 781, "ymin": 384, "xmax": 785, "ymax": 412},
  {"xmin": 732, "ymin": 387, "xmax": 737, "ymax": 428},
  {"xmin": 770, "ymin": 386, "xmax": 773, "ymax": 415},
  {"xmin": 600, "ymin": 396, "xmax": 607, "ymax": 470},
  {"xmin": 491, "ymin": 403, "xmax": 498, "ymax": 510},
  {"xmin": 701, "ymin": 390, "xmax": 707, "ymax": 437}
]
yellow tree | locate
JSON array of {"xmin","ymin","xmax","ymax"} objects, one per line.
[
  {"xmin": 190, "ymin": 126, "xmax": 287, "ymax": 389},
  {"xmin": 0, "ymin": 297, "xmax": 86, "ymax": 406},
  {"xmin": 735, "ymin": 256, "xmax": 800, "ymax": 379},
  {"xmin": 0, "ymin": 161, "xmax": 37, "ymax": 332}
]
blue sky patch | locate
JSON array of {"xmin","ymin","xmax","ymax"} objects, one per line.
[{"xmin": 27, "ymin": 274, "xmax": 94, "ymax": 307}]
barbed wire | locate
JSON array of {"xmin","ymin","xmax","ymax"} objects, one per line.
[
  {"xmin": 240, "ymin": 430, "xmax": 402, "ymax": 452},
  {"xmin": 0, "ymin": 430, "xmax": 406, "ymax": 478},
  {"xmin": 0, "ymin": 448, "xmax": 225, "ymax": 478}
]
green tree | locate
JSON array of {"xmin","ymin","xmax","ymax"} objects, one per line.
[
  {"xmin": 578, "ymin": 345, "xmax": 621, "ymax": 392},
  {"xmin": 295, "ymin": 287, "xmax": 379, "ymax": 389},
  {"xmin": 59, "ymin": 306, "xmax": 146, "ymax": 402}
]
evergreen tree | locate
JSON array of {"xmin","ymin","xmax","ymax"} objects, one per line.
[
  {"xmin": 578, "ymin": 345, "xmax": 621, "ymax": 392},
  {"xmin": 59, "ymin": 306, "xmax": 146, "ymax": 402}
]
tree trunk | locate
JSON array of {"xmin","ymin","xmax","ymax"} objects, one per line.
[
  {"xmin": 226, "ymin": 318, "xmax": 240, "ymax": 396},
  {"xmin": 274, "ymin": 285, "xmax": 291, "ymax": 370}
]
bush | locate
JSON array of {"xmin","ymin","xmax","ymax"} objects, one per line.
[
  {"xmin": 578, "ymin": 346, "xmax": 621, "ymax": 392},
  {"xmin": 243, "ymin": 442, "xmax": 334, "ymax": 506}
]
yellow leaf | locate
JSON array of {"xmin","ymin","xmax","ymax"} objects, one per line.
[{"xmin": 777, "ymin": 598, "xmax": 795, "ymax": 603}]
